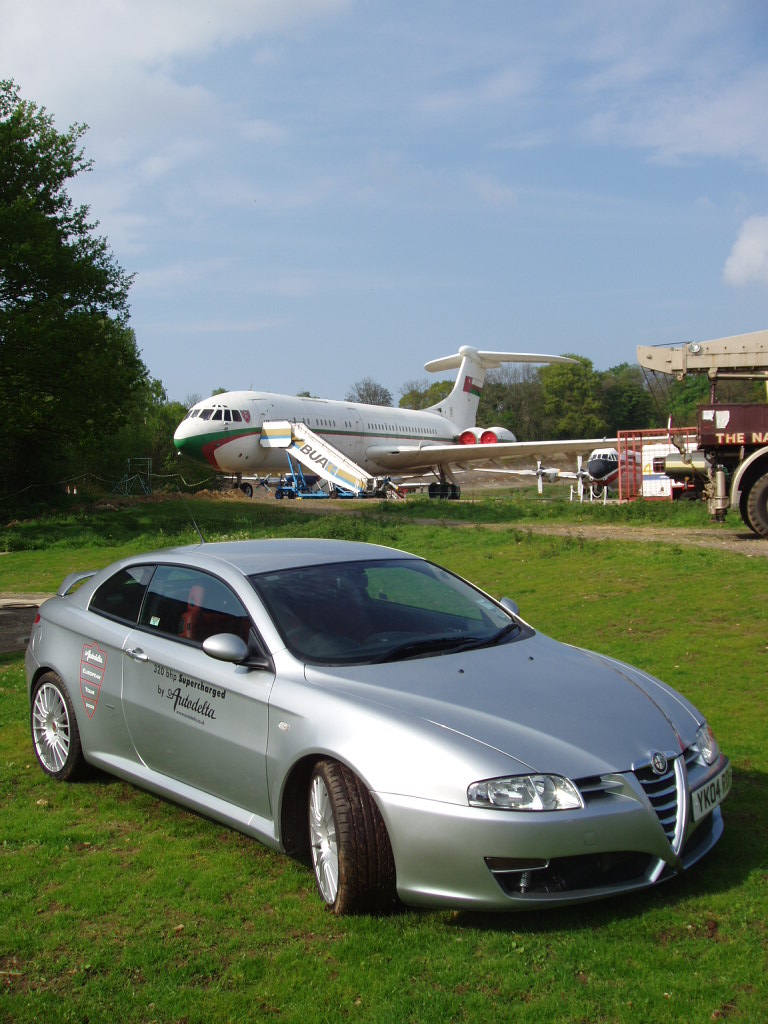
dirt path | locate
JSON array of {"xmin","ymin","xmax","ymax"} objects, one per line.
[
  {"xmin": 460, "ymin": 520, "xmax": 768, "ymax": 557},
  {"xmin": 266, "ymin": 494, "xmax": 768, "ymax": 558}
]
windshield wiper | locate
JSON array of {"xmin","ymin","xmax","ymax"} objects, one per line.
[
  {"xmin": 371, "ymin": 635, "xmax": 477, "ymax": 664},
  {"xmin": 451, "ymin": 621, "xmax": 521, "ymax": 653}
]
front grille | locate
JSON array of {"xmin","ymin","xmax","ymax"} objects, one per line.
[
  {"xmin": 634, "ymin": 746, "xmax": 697, "ymax": 852},
  {"xmin": 635, "ymin": 762, "xmax": 678, "ymax": 842}
]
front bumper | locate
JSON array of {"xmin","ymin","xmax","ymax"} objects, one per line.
[{"xmin": 375, "ymin": 752, "xmax": 729, "ymax": 912}]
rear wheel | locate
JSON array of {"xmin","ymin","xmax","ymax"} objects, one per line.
[
  {"xmin": 745, "ymin": 472, "xmax": 768, "ymax": 538},
  {"xmin": 30, "ymin": 673, "xmax": 86, "ymax": 781},
  {"xmin": 308, "ymin": 759, "xmax": 396, "ymax": 915}
]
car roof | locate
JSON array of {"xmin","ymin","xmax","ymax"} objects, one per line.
[{"xmin": 131, "ymin": 538, "xmax": 416, "ymax": 577}]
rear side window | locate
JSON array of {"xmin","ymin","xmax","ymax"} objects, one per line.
[{"xmin": 90, "ymin": 565, "xmax": 155, "ymax": 625}]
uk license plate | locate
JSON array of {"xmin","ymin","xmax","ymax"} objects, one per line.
[{"xmin": 691, "ymin": 763, "xmax": 732, "ymax": 822}]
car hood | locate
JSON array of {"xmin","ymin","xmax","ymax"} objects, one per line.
[{"xmin": 304, "ymin": 633, "xmax": 701, "ymax": 778}]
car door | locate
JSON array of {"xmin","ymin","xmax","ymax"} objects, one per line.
[
  {"xmin": 120, "ymin": 564, "xmax": 274, "ymax": 820},
  {"xmin": 85, "ymin": 563, "xmax": 157, "ymax": 762}
]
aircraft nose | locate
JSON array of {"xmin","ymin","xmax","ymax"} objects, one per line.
[{"xmin": 173, "ymin": 416, "xmax": 214, "ymax": 466}]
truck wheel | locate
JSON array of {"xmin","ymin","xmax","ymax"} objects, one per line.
[{"xmin": 745, "ymin": 472, "xmax": 768, "ymax": 538}]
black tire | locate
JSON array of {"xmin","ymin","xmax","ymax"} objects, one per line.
[
  {"xmin": 240, "ymin": 482, "xmax": 254, "ymax": 498},
  {"xmin": 308, "ymin": 759, "xmax": 396, "ymax": 915},
  {"xmin": 745, "ymin": 472, "xmax": 768, "ymax": 538},
  {"xmin": 30, "ymin": 673, "xmax": 86, "ymax": 781}
]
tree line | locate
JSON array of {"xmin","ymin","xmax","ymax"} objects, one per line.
[
  {"xmin": 3, "ymin": 80, "xmax": 761, "ymax": 506},
  {"xmin": 351, "ymin": 358, "xmax": 761, "ymax": 441}
]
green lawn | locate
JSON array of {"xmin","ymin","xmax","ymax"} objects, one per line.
[{"xmin": 1, "ymin": 497, "xmax": 766, "ymax": 1023}]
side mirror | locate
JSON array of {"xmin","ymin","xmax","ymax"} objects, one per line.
[
  {"xmin": 499, "ymin": 597, "xmax": 520, "ymax": 616},
  {"xmin": 203, "ymin": 632, "xmax": 273, "ymax": 670},
  {"xmin": 203, "ymin": 633, "xmax": 250, "ymax": 663}
]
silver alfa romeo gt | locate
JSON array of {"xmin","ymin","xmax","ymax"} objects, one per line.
[{"xmin": 25, "ymin": 539, "xmax": 730, "ymax": 914}]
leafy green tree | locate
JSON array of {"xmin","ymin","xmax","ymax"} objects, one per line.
[
  {"xmin": 477, "ymin": 364, "xmax": 545, "ymax": 439},
  {"xmin": 105, "ymin": 379, "xmax": 188, "ymax": 482},
  {"xmin": 0, "ymin": 79, "xmax": 147, "ymax": 498},
  {"xmin": 599, "ymin": 362, "xmax": 655, "ymax": 432},
  {"xmin": 538, "ymin": 356, "xmax": 609, "ymax": 439},
  {"xmin": 399, "ymin": 377, "xmax": 453, "ymax": 409}
]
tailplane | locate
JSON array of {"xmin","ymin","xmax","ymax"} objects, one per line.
[{"xmin": 425, "ymin": 346, "xmax": 575, "ymax": 430}]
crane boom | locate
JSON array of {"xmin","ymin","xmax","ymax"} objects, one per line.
[{"xmin": 637, "ymin": 330, "xmax": 768, "ymax": 379}]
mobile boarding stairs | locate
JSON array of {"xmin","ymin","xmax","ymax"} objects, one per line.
[{"xmin": 259, "ymin": 420, "xmax": 402, "ymax": 499}]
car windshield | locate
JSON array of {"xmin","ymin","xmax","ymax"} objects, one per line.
[{"xmin": 249, "ymin": 558, "xmax": 527, "ymax": 665}]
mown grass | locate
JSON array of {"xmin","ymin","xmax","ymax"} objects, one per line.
[{"xmin": 1, "ymin": 497, "xmax": 767, "ymax": 1023}]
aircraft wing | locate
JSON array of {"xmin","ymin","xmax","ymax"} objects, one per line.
[{"xmin": 366, "ymin": 438, "xmax": 617, "ymax": 472}]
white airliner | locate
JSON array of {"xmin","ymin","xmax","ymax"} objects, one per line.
[{"xmin": 173, "ymin": 345, "xmax": 615, "ymax": 498}]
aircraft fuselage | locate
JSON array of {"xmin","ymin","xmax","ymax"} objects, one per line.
[{"xmin": 174, "ymin": 391, "xmax": 457, "ymax": 475}]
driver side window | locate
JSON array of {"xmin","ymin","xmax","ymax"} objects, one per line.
[{"xmin": 139, "ymin": 566, "xmax": 251, "ymax": 645}]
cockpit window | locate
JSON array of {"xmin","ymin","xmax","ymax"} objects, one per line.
[
  {"xmin": 232, "ymin": 410, "xmax": 242, "ymax": 422},
  {"xmin": 223, "ymin": 409, "xmax": 231, "ymax": 421},
  {"xmin": 199, "ymin": 408, "xmax": 213, "ymax": 420},
  {"xmin": 212, "ymin": 410, "xmax": 223, "ymax": 421}
]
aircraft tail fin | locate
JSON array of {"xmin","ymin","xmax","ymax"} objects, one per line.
[{"xmin": 424, "ymin": 346, "xmax": 575, "ymax": 430}]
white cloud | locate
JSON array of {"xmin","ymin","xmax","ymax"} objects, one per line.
[
  {"xmin": 466, "ymin": 174, "xmax": 517, "ymax": 207},
  {"xmin": 0, "ymin": 0, "xmax": 347, "ymax": 164},
  {"xmin": 416, "ymin": 66, "xmax": 537, "ymax": 119},
  {"xmin": 1, "ymin": 0, "xmax": 348, "ymax": 70},
  {"xmin": 723, "ymin": 216, "xmax": 768, "ymax": 287},
  {"xmin": 586, "ymin": 67, "xmax": 768, "ymax": 169}
]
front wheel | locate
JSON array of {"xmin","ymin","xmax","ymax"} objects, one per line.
[
  {"xmin": 745, "ymin": 472, "xmax": 768, "ymax": 538},
  {"xmin": 308, "ymin": 759, "xmax": 396, "ymax": 915},
  {"xmin": 30, "ymin": 673, "xmax": 86, "ymax": 781}
]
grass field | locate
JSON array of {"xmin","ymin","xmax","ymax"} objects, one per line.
[{"xmin": 1, "ymin": 496, "xmax": 766, "ymax": 1023}]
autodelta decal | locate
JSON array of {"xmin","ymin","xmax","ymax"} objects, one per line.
[
  {"xmin": 80, "ymin": 641, "xmax": 107, "ymax": 718},
  {"xmin": 154, "ymin": 663, "xmax": 225, "ymax": 726}
]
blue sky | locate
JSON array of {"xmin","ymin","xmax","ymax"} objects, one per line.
[{"xmin": 3, "ymin": 0, "xmax": 768, "ymax": 404}]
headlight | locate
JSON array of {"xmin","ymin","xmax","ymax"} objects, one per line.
[
  {"xmin": 468, "ymin": 774, "xmax": 583, "ymax": 811},
  {"xmin": 696, "ymin": 722, "xmax": 720, "ymax": 765}
]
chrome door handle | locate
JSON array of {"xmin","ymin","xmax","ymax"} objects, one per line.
[{"xmin": 125, "ymin": 647, "xmax": 148, "ymax": 662}]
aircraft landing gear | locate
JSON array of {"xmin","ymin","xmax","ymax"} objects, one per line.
[
  {"xmin": 234, "ymin": 472, "xmax": 253, "ymax": 498},
  {"xmin": 428, "ymin": 481, "xmax": 460, "ymax": 500}
]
